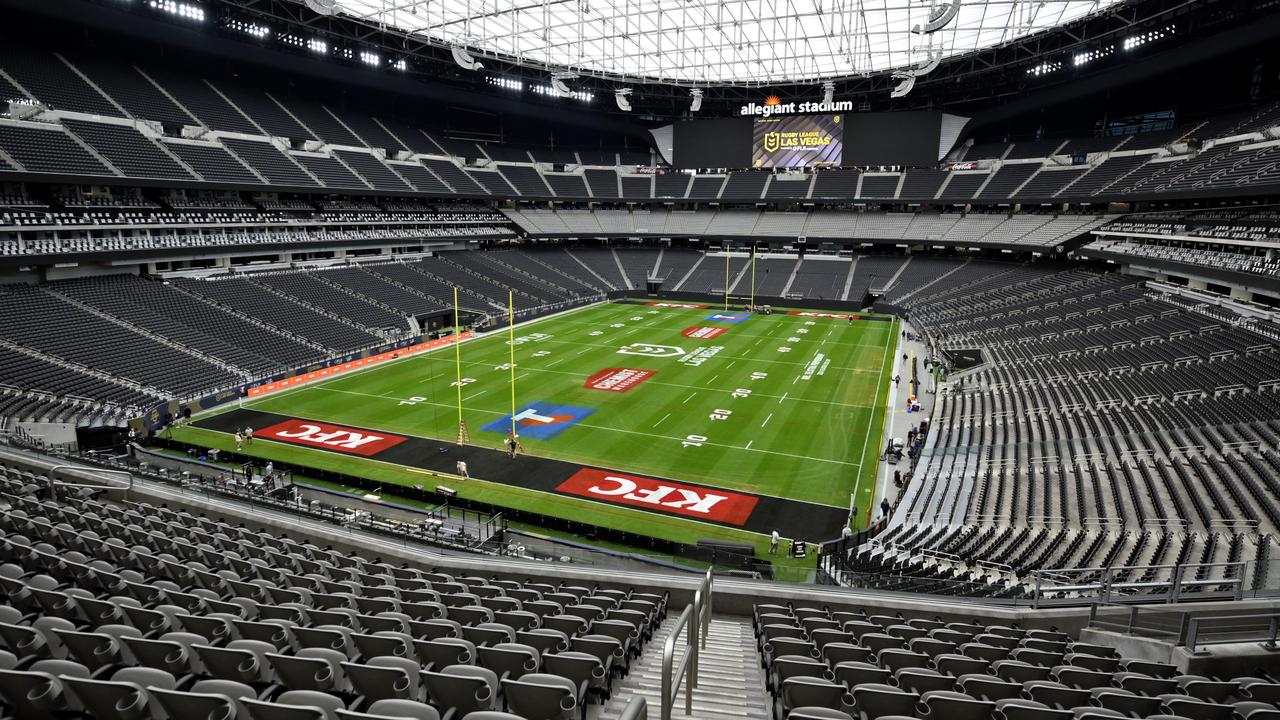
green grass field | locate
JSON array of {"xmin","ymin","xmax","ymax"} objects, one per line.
[{"xmin": 175, "ymin": 300, "xmax": 896, "ymax": 559}]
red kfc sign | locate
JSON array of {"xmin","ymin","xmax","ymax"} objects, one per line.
[
  {"xmin": 257, "ymin": 419, "xmax": 406, "ymax": 457},
  {"xmin": 786, "ymin": 311, "xmax": 860, "ymax": 320},
  {"xmin": 556, "ymin": 469, "xmax": 759, "ymax": 525}
]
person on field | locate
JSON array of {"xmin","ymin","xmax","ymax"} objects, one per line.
[
  {"xmin": 244, "ymin": 427, "xmax": 254, "ymax": 445},
  {"xmin": 770, "ymin": 530, "xmax": 780, "ymax": 555},
  {"xmin": 456, "ymin": 460, "xmax": 469, "ymax": 478},
  {"xmin": 234, "ymin": 431, "xmax": 243, "ymax": 451}
]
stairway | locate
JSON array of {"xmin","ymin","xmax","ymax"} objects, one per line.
[{"xmin": 598, "ymin": 615, "xmax": 769, "ymax": 720}]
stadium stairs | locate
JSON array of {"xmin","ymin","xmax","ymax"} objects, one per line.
[{"xmin": 601, "ymin": 617, "xmax": 768, "ymax": 720}]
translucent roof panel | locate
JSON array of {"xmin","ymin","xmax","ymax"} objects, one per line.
[{"xmin": 330, "ymin": 0, "xmax": 1124, "ymax": 85}]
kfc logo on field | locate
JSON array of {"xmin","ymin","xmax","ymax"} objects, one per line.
[
  {"xmin": 557, "ymin": 469, "xmax": 759, "ymax": 525},
  {"xmin": 585, "ymin": 368, "xmax": 656, "ymax": 393},
  {"xmin": 646, "ymin": 302, "xmax": 708, "ymax": 309},
  {"xmin": 787, "ymin": 311, "xmax": 860, "ymax": 320},
  {"xmin": 258, "ymin": 419, "xmax": 406, "ymax": 456},
  {"xmin": 682, "ymin": 326, "xmax": 729, "ymax": 340}
]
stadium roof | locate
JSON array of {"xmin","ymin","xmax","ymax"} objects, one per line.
[{"xmin": 327, "ymin": 0, "xmax": 1127, "ymax": 86}]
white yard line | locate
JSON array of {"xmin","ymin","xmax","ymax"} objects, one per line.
[
  {"xmin": 652, "ymin": 413, "xmax": 671, "ymax": 428},
  {"xmin": 761, "ymin": 413, "xmax": 774, "ymax": 428},
  {"xmin": 280, "ymin": 387, "xmax": 859, "ymax": 468},
  {"xmin": 496, "ymin": 363, "xmax": 873, "ymax": 410},
  {"xmin": 682, "ymin": 393, "xmax": 697, "ymax": 404},
  {"xmin": 779, "ymin": 392, "xmax": 788, "ymax": 404}
]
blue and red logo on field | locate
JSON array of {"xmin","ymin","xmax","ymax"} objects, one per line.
[
  {"xmin": 704, "ymin": 312, "xmax": 751, "ymax": 323},
  {"xmin": 482, "ymin": 402, "xmax": 595, "ymax": 440}
]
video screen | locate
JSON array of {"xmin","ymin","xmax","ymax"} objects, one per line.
[{"xmin": 752, "ymin": 114, "xmax": 843, "ymax": 168}]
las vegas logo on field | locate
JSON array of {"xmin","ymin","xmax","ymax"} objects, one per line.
[
  {"xmin": 482, "ymin": 402, "xmax": 595, "ymax": 440},
  {"xmin": 258, "ymin": 419, "xmax": 407, "ymax": 457}
]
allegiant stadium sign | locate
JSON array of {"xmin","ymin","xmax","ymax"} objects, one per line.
[{"xmin": 740, "ymin": 99, "xmax": 855, "ymax": 117}]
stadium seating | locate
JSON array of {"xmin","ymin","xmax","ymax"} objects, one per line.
[
  {"xmin": 2, "ymin": 45, "xmax": 1278, "ymax": 205},
  {"xmin": 0, "ymin": 468, "xmax": 669, "ymax": 720},
  {"xmin": 751, "ymin": 601, "xmax": 1280, "ymax": 720},
  {"xmin": 828, "ymin": 261, "xmax": 1280, "ymax": 598}
]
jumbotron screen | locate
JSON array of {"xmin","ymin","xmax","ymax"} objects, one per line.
[{"xmin": 752, "ymin": 114, "xmax": 843, "ymax": 168}]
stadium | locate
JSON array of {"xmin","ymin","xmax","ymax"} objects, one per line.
[{"xmin": 0, "ymin": 0, "xmax": 1279, "ymax": 718}]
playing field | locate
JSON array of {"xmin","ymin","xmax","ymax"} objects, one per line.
[{"xmin": 180, "ymin": 300, "xmax": 897, "ymax": 552}]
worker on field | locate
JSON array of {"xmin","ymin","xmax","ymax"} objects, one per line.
[
  {"xmin": 456, "ymin": 460, "xmax": 469, "ymax": 478},
  {"xmin": 770, "ymin": 529, "xmax": 780, "ymax": 555}
]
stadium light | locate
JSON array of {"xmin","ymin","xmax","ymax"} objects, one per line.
[
  {"xmin": 360, "ymin": 51, "xmax": 380, "ymax": 67},
  {"xmin": 615, "ymin": 88, "xmax": 633, "ymax": 112},
  {"xmin": 282, "ymin": 34, "xmax": 328, "ymax": 53},
  {"xmin": 689, "ymin": 88, "xmax": 703, "ymax": 113},
  {"xmin": 149, "ymin": 0, "xmax": 204, "ymax": 21},
  {"xmin": 487, "ymin": 76, "xmax": 523, "ymax": 91},
  {"xmin": 226, "ymin": 19, "xmax": 270, "ymax": 38},
  {"xmin": 1073, "ymin": 46, "xmax": 1114, "ymax": 67},
  {"xmin": 1123, "ymin": 25, "xmax": 1175, "ymax": 51},
  {"xmin": 533, "ymin": 84, "xmax": 593, "ymax": 102},
  {"xmin": 1027, "ymin": 60, "xmax": 1061, "ymax": 76},
  {"xmin": 392, "ymin": 58, "xmax": 408, "ymax": 71}
]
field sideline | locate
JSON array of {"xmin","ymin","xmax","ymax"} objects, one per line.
[{"xmin": 176, "ymin": 300, "xmax": 897, "ymax": 555}]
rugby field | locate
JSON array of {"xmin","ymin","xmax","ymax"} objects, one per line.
[{"xmin": 179, "ymin": 300, "xmax": 897, "ymax": 554}]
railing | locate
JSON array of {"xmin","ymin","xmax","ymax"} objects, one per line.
[
  {"xmin": 1031, "ymin": 560, "xmax": 1248, "ymax": 607},
  {"xmin": 1089, "ymin": 605, "xmax": 1280, "ymax": 653},
  {"xmin": 49, "ymin": 464, "xmax": 132, "ymax": 499},
  {"xmin": 661, "ymin": 568, "xmax": 712, "ymax": 720},
  {"xmin": 1187, "ymin": 612, "xmax": 1280, "ymax": 653}
]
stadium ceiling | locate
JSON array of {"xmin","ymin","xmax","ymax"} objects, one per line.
[{"xmin": 322, "ymin": 0, "xmax": 1128, "ymax": 86}]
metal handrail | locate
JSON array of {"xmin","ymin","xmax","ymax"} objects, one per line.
[
  {"xmin": 1032, "ymin": 560, "xmax": 1248, "ymax": 607},
  {"xmin": 49, "ymin": 464, "xmax": 133, "ymax": 498},
  {"xmin": 1186, "ymin": 612, "xmax": 1279, "ymax": 653},
  {"xmin": 661, "ymin": 568, "xmax": 712, "ymax": 720}
]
